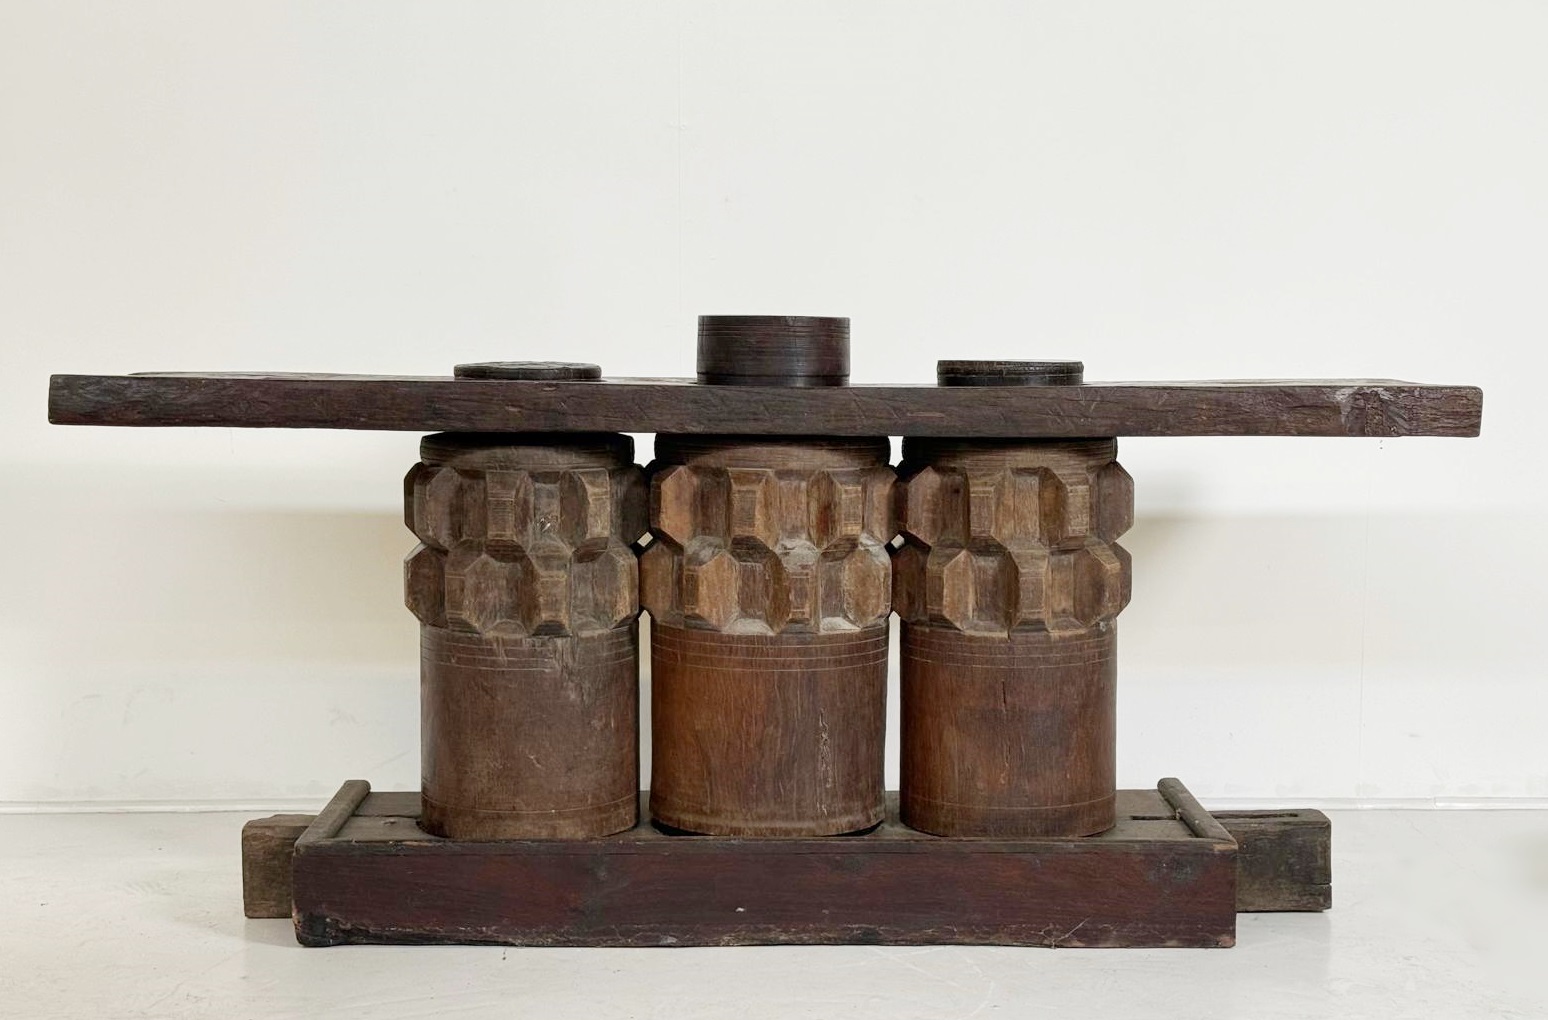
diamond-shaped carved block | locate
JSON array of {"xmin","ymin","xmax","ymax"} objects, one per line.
[
  {"xmin": 404, "ymin": 543, "xmax": 446, "ymax": 627},
  {"xmin": 1045, "ymin": 541, "xmax": 1131, "ymax": 632},
  {"xmin": 638, "ymin": 539, "xmax": 677, "ymax": 621},
  {"xmin": 444, "ymin": 545, "xmax": 529, "ymax": 637},
  {"xmin": 732, "ymin": 542, "xmax": 789, "ymax": 634},
  {"xmin": 525, "ymin": 545, "xmax": 573, "ymax": 635},
  {"xmin": 809, "ymin": 471, "xmax": 866, "ymax": 549},
  {"xmin": 932, "ymin": 548, "xmax": 976, "ymax": 631},
  {"xmin": 572, "ymin": 545, "xmax": 638, "ymax": 630},
  {"xmin": 1093, "ymin": 462, "xmax": 1134, "ymax": 541},
  {"xmin": 864, "ymin": 467, "xmax": 896, "ymax": 544},
  {"xmin": 835, "ymin": 544, "xmax": 891, "ymax": 629},
  {"xmin": 1009, "ymin": 546, "xmax": 1051, "ymax": 628},
  {"xmin": 681, "ymin": 544, "xmax": 740, "ymax": 630},
  {"xmin": 898, "ymin": 465, "xmax": 956, "ymax": 548},
  {"xmin": 407, "ymin": 465, "xmax": 479, "ymax": 550},
  {"xmin": 891, "ymin": 541, "xmax": 929, "ymax": 624},
  {"xmin": 728, "ymin": 469, "xmax": 780, "ymax": 552},
  {"xmin": 483, "ymin": 469, "xmax": 534, "ymax": 548},
  {"xmin": 560, "ymin": 468, "xmax": 613, "ymax": 553},
  {"xmin": 1015, "ymin": 467, "xmax": 1068, "ymax": 546},
  {"xmin": 652, "ymin": 465, "xmax": 697, "ymax": 548},
  {"xmin": 782, "ymin": 540, "xmax": 819, "ymax": 626},
  {"xmin": 615, "ymin": 467, "xmax": 649, "ymax": 544}
]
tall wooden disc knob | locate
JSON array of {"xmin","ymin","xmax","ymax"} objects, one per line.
[{"xmin": 696, "ymin": 315, "xmax": 850, "ymax": 386}]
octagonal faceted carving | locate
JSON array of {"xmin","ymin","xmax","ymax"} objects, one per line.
[
  {"xmin": 1045, "ymin": 540, "xmax": 1132, "ymax": 632},
  {"xmin": 638, "ymin": 539, "xmax": 678, "ymax": 622},
  {"xmin": 808, "ymin": 471, "xmax": 865, "ymax": 549},
  {"xmin": 894, "ymin": 440, "xmax": 1132, "ymax": 634},
  {"xmin": 728, "ymin": 469, "xmax": 781, "ymax": 552},
  {"xmin": 483, "ymin": 469, "xmax": 535, "ymax": 549},
  {"xmin": 828, "ymin": 543, "xmax": 891, "ymax": 630},
  {"xmin": 525, "ymin": 544, "xmax": 574, "ymax": 635},
  {"xmin": 404, "ymin": 542, "xmax": 447, "ymax": 627},
  {"xmin": 614, "ymin": 466, "xmax": 649, "ymax": 545},
  {"xmin": 891, "ymin": 541, "xmax": 930, "ymax": 624},
  {"xmin": 445, "ymin": 544, "xmax": 530, "ymax": 637},
  {"xmin": 681, "ymin": 543, "xmax": 740, "ymax": 631},
  {"xmin": 407, "ymin": 465, "xmax": 482, "ymax": 551},
  {"xmin": 560, "ymin": 468, "xmax": 613, "ymax": 553},
  {"xmin": 652, "ymin": 465, "xmax": 698, "ymax": 548},
  {"xmin": 732, "ymin": 541, "xmax": 790, "ymax": 634},
  {"xmin": 572, "ymin": 545, "xmax": 638, "ymax": 630},
  {"xmin": 645, "ymin": 446, "xmax": 896, "ymax": 633},
  {"xmin": 898, "ymin": 465, "xmax": 959, "ymax": 548},
  {"xmin": 1009, "ymin": 546, "xmax": 1051, "ymax": 629},
  {"xmin": 405, "ymin": 439, "xmax": 645, "ymax": 638},
  {"xmin": 1093, "ymin": 461, "xmax": 1134, "ymax": 541}
]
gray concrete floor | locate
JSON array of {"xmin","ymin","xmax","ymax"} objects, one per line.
[{"xmin": 1, "ymin": 808, "xmax": 1544, "ymax": 1019}]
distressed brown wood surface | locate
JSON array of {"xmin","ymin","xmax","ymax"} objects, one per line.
[
  {"xmin": 290, "ymin": 781, "xmax": 1238, "ymax": 949},
  {"xmin": 1216, "ymin": 809, "xmax": 1333, "ymax": 912},
  {"xmin": 643, "ymin": 435, "xmax": 895, "ymax": 836},
  {"xmin": 48, "ymin": 374, "xmax": 1482, "ymax": 437},
  {"xmin": 241, "ymin": 814, "xmax": 314, "ymax": 919},
  {"xmin": 406, "ymin": 433, "xmax": 647, "ymax": 840}
]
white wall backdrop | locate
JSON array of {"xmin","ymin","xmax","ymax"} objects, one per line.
[{"xmin": 3, "ymin": 1, "xmax": 1544, "ymax": 806}]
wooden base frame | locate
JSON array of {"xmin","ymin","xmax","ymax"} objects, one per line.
[{"xmin": 257, "ymin": 778, "xmax": 1328, "ymax": 949}]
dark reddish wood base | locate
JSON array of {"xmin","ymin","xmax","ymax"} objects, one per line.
[{"xmin": 287, "ymin": 778, "xmax": 1259, "ymax": 949}]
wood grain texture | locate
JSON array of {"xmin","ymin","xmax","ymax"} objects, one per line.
[
  {"xmin": 48, "ymin": 374, "xmax": 1483, "ymax": 437},
  {"xmin": 643, "ymin": 436, "xmax": 894, "ymax": 836},
  {"xmin": 241, "ymin": 814, "xmax": 314, "ymax": 919},
  {"xmin": 650, "ymin": 625, "xmax": 888, "ymax": 836},
  {"xmin": 895, "ymin": 439, "xmax": 1130, "ymax": 837},
  {"xmin": 290, "ymin": 782, "xmax": 1238, "ymax": 949},
  {"xmin": 1215, "ymin": 809, "xmax": 1333, "ymax": 912},
  {"xmin": 405, "ymin": 433, "xmax": 646, "ymax": 839}
]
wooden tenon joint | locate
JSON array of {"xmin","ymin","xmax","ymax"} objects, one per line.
[
  {"xmin": 241, "ymin": 814, "xmax": 315, "ymax": 919},
  {"xmin": 1215, "ymin": 810, "xmax": 1333, "ymax": 912}
]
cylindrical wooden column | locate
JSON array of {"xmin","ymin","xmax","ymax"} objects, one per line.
[
  {"xmin": 895, "ymin": 394, "xmax": 1133, "ymax": 836},
  {"xmin": 404, "ymin": 431, "xmax": 647, "ymax": 839},
  {"xmin": 642, "ymin": 432, "xmax": 895, "ymax": 836}
]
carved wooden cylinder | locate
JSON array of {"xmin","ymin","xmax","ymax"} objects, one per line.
[
  {"xmin": 894, "ymin": 437, "xmax": 1133, "ymax": 837},
  {"xmin": 642, "ymin": 435, "xmax": 895, "ymax": 836},
  {"xmin": 404, "ymin": 432, "xmax": 647, "ymax": 839}
]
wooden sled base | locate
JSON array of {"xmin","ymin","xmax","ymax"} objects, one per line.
[{"xmin": 245, "ymin": 778, "xmax": 1330, "ymax": 949}]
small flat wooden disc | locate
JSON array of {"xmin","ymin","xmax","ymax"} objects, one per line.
[
  {"xmin": 454, "ymin": 361, "xmax": 602, "ymax": 381},
  {"xmin": 938, "ymin": 360, "xmax": 1085, "ymax": 386}
]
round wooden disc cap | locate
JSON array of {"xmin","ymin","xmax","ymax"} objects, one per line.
[
  {"xmin": 937, "ymin": 360, "xmax": 1084, "ymax": 386},
  {"xmin": 454, "ymin": 361, "xmax": 602, "ymax": 381},
  {"xmin": 696, "ymin": 315, "xmax": 850, "ymax": 387}
]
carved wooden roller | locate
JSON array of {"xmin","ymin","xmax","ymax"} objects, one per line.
[
  {"xmin": 405, "ymin": 424, "xmax": 647, "ymax": 839},
  {"xmin": 896, "ymin": 362, "xmax": 1133, "ymax": 837}
]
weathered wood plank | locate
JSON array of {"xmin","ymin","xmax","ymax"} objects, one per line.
[
  {"xmin": 48, "ymin": 374, "xmax": 1482, "ymax": 438},
  {"xmin": 290, "ymin": 781, "xmax": 1238, "ymax": 948}
]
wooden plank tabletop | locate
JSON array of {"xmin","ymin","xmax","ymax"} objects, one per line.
[{"xmin": 47, "ymin": 373, "xmax": 1482, "ymax": 438}]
